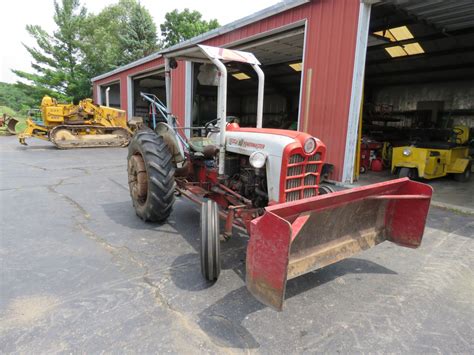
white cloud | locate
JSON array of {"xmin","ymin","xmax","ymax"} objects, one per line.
[{"xmin": 0, "ymin": 0, "xmax": 278, "ymax": 83}]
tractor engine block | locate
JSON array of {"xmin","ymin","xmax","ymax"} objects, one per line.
[{"xmin": 225, "ymin": 154, "xmax": 268, "ymax": 208}]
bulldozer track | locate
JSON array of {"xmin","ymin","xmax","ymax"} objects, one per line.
[{"xmin": 49, "ymin": 125, "xmax": 131, "ymax": 149}]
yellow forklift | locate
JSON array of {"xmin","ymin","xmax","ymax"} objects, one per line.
[{"xmin": 392, "ymin": 126, "xmax": 471, "ymax": 182}]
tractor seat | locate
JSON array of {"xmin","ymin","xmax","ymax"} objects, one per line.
[
  {"xmin": 188, "ymin": 136, "xmax": 215, "ymax": 153},
  {"xmin": 416, "ymin": 141, "xmax": 458, "ymax": 149}
]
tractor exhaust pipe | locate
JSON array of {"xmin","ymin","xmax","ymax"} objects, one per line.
[
  {"xmin": 208, "ymin": 57, "xmax": 227, "ymax": 178},
  {"xmin": 252, "ymin": 64, "xmax": 264, "ymax": 129}
]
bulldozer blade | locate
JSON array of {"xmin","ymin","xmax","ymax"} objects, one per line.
[{"xmin": 246, "ymin": 178, "xmax": 432, "ymax": 310}]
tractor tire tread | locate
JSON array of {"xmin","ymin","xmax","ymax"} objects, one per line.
[{"xmin": 128, "ymin": 130, "xmax": 175, "ymax": 223}]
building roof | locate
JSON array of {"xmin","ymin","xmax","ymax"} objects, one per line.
[
  {"xmin": 381, "ymin": 0, "xmax": 474, "ymax": 32},
  {"xmin": 91, "ymin": 0, "xmax": 309, "ymax": 82}
]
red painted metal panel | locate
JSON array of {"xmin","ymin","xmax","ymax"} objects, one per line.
[
  {"xmin": 171, "ymin": 64, "xmax": 186, "ymax": 122},
  {"xmin": 299, "ymin": 0, "xmax": 361, "ymax": 180}
]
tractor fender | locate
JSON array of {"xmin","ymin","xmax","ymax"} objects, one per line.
[{"xmin": 154, "ymin": 122, "xmax": 185, "ymax": 163}]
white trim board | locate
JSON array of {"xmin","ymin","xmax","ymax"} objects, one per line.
[{"xmin": 342, "ymin": 2, "xmax": 371, "ymax": 184}]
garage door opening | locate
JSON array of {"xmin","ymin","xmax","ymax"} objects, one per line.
[
  {"xmin": 100, "ymin": 82, "xmax": 120, "ymax": 108},
  {"xmin": 132, "ymin": 71, "xmax": 166, "ymax": 128},
  {"xmin": 191, "ymin": 27, "xmax": 305, "ymax": 132},
  {"xmin": 354, "ymin": 1, "xmax": 474, "ymax": 195}
]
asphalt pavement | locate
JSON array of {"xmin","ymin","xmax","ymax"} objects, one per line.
[{"xmin": 1, "ymin": 135, "xmax": 473, "ymax": 353}]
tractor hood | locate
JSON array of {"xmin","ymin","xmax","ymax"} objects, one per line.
[
  {"xmin": 209, "ymin": 125, "xmax": 321, "ymax": 202},
  {"xmin": 224, "ymin": 125, "xmax": 315, "ymax": 157}
]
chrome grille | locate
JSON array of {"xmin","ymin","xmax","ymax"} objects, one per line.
[
  {"xmin": 289, "ymin": 154, "xmax": 304, "ymax": 164},
  {"xmin": 287, "ymin": 165, "xmax": 303, "ymax": 176},
  {"xmin": 305, "ymin": 164, "xmax": 317, "ymax": 173},
  {"xmin": 304, "ymin": 175, "xmax": 317, "ymax": 186},
  {"xmin": 308, "ymin": 153, "xmax": 321, "ymax": 162},
  {"xmin": 285, "ymin": 152, "xmax": 321, "ymax": 202},
  {"xmin": 286, "ymin": 178, "xmax": 302, "ymax": 189},
  {"xmin": 286, "ymin": 191, "xmax": 300, "ymax": 202},
  {"xmin": 303, "ymin": 188, "xmax": 316, "ymax": 198}
]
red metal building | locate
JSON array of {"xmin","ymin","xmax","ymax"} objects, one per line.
[{"xmin": 92, "ymin": 0, "xmax": 372, "ymax": 182}]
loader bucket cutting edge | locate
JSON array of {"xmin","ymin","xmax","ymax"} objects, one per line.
[{"xmin": 246, "ymin": 178, "xmax": 432, "ymax": 310}]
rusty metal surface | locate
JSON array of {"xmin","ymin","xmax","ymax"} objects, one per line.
[{"xmin": 288, "ymin": 199, "xmax": 387, "ymax": 279}]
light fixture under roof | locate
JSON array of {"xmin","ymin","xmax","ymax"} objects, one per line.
[
  {"xmin": 375, "ymin": 25, "xmax": 424, "ymax": 58},
  {"xmin": 385, "ymin": 42, "xmax": 425, "ymax": 58},
  {"xmin": 232, "ymin": 72, "xmax": 251, "ymax": 80},
  {"xmin": 374, "ymin": 26, "xmax": 414, "ymax": 42},
  {"xmin": 403, "ymin": 42, "xmax": 424, "ymax": 55},
  {"xmin": 289, "ymin": 62, "xmax": 302, "ymax": 72}
]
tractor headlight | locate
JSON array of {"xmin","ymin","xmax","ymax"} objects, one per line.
[
  {"xmin": 249, "ymin": 151, "xmax": 266, "ymax": 169},
  {"xmin": 403, "ymin": 148, "xmax": 412, "ymax": 157},
  {"xmin": 304, "ymin": 137, "xmax": 317, "ymax": 154}
]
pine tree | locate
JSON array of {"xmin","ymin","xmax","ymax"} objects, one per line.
[{"xmin": 13, "ymin": 0, "xmax": 88, "ymax": 102}]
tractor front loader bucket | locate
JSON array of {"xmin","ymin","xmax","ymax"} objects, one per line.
[{"xmin": 246, "ymin": 178, "xmax": 432, "ymax": 310}]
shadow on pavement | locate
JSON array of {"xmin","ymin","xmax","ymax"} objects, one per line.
[
  {"xmin": 104, "ymin": 194, "xmax": 402, "ymax": 350},
  {"xmin": 194, "ymin": 258, "xmax": 396, "ymax": 350}
]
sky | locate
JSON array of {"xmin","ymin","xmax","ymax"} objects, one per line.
[{"xmin": 0, "ymin": 0, "xmax": 278, "ymax": 83}]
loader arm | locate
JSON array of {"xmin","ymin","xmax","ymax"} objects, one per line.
[{"xmin": 246, "ymin": 178, "xmax": 432, "ymax": 310}]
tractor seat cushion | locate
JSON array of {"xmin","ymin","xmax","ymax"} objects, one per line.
[
  {"xmin": 188, "ymin": 137, "xmax": 215, "ymax": 153},
  {"xmin": 416, "ymin": 141, "xmax": 458, "ymax": 149}
]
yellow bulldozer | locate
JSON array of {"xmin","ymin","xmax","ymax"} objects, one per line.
[{"xmin": 18, "ymin": 96, "xmax": 131, "ymax": 149}]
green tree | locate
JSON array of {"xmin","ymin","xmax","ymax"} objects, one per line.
[
  {"xmin": 118, "ymin": 1, "xmax": 159, "ymax": 65},
  {"xmin": 13, "ymin": 0, "xmax": 88, "ymax": 102},
  {"xmin": 160, "ymin": 9, "xmax": 219, "ymax": 48},
  {"xmin": 0, "ymin": 82, "xmax": 39, "ymax": 114},
  {"xmin": 80, "ymin": 1, "xmax": 130, "ymax": 77}
]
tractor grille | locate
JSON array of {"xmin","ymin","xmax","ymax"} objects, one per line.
[{"xmin": 284, "ymin": 151, "xmax": 322, "ymax": 202}]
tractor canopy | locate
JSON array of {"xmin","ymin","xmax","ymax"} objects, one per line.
[{"xmin": 246, "ymin": 178, "xmax": 432, "ymax": 310}]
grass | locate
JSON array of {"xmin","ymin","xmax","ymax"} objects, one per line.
[{"xmin": 0, "ymin": 106, "xmax": 27, "ymax": 120}]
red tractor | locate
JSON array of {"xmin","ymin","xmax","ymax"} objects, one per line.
[{"xmin": 127, "ymin": 45, "xmax": 433, "ymax": 310}]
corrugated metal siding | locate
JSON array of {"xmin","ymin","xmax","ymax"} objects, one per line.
[
  {"xmin": 171, "ymin": 64, "xmax": 186, "ymax": 121},
  {"xmin": 202, "ymin": 6, "xmax": 307, "ymax": 48},
  {"xmin": 300, "ymin": 0, "xmax": 360, "ymax": 180}
]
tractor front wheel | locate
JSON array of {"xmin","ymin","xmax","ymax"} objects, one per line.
[
  {"xmin": 201, "ymin": 200, "xmax": 220, "ymax": 281},
  {"xmin": 127, "ymin": 130, "xmax": 175, "ymax": 222},
  {"xmin": 453, "ymin": 162, "xmax": 471, "ymax": 182}
]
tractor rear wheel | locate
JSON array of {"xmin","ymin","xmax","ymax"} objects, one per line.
[
  {"xmin": 127, "ymin": 130, "xmax": 175, "ymax": 222},
  {"xmin": 453, "ymin": 162, "xmax": 471, "ymax": 182},
  {"xmin": 201, "ymin": 200, "xmax": 220, "ymax": 281}
]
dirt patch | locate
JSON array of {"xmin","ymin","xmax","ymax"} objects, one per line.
[{"xmin": 1, "ymin": 295, "xmax": 58, "ymax": 330}]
